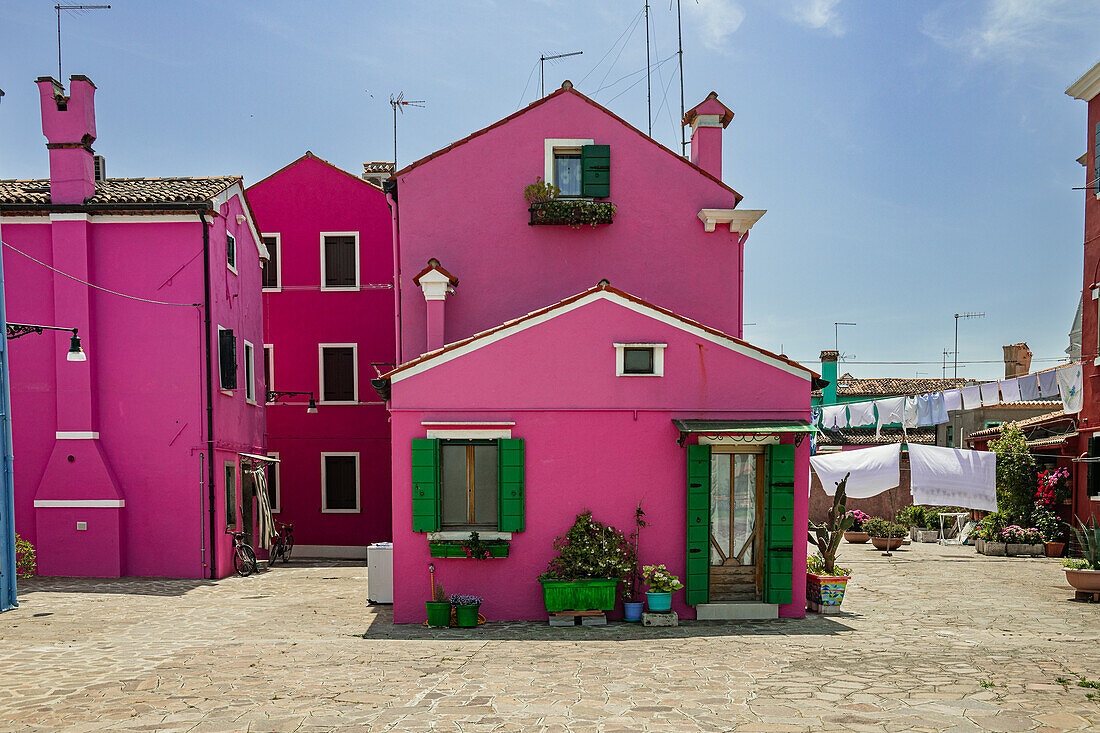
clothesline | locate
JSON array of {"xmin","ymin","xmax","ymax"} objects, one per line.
[{"xmin": 814, "ymin": 364, "xmax": 1083, "ymax": 434}]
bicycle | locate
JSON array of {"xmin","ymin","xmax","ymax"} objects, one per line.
[
  {"xmin": 229, "ymin": 531, "xmax": 257, "ymax": 576},
  {"xmin": 269, "ymin": 520, "xmax": 294, "ymax": 565}
]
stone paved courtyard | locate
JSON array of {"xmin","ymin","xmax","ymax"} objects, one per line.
[{"xmin": 0, "ymin": 542, "xmax": 1098, "ymax": 732}]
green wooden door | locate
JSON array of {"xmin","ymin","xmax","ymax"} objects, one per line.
[
  {"xmin": 685, "ymin": 444, "xmax": 711, "ymax": 605},
  {"xmin": 763, "ymin": 444, "xmax": 795, "ymax": 604}
]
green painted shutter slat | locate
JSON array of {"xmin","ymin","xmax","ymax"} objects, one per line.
[
  {"xmin": 497, "ymin": 438, "xmax": 525, "ymax": 532},
  {"xmin": 685, "ymin": 444, "xmax": 711, "ymax": 606},
  {"xmin": 411, "ymin": 439, "xmax": 440, "ymax": 532},
  {"xmin": 581, "ymin": 144, "xmax": 610, "ymax": 198},
  {"xmin": 764, "ymin": 444, "xmax": 796, "ymax": 604}
]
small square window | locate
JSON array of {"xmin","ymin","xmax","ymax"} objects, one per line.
[
  {"xmin": 623, "ymin": 347, "xmax": 654, "ymax": 374},
  {"xmin": 554, "ymin": 153, "xmax": 582, "ymax": 196}
]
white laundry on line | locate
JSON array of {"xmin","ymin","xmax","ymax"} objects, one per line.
[
  {"xmin": 979, "ymin": 381, "xmax": 1000, "ymax": 406},
  {"xmin": 822, "ymin": 404, "xmax": 848, "ymax": 429},
  {"xmin": 1058, "ymin": 365, "xmax": 1083, "ymax": 415},
  {"xmin": 847, "ymin": 400, "xmax": 876, "ymax": 428},
  {"xmin": 999, "ymin": 378, "xmax": 1021, "ymax": 403},
  {"xmin": 907, "ymin": 443, "xmax": 997, "ymax": 513},
  {"xmin": 960, "ymin": 385, "xmax": 982, "ymax": 410},
  {"xmin": 810, "ymin": 443, "xmax": 901, "ymax": 499}
]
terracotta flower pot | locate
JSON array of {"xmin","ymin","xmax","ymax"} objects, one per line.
[
  {"xmin": 1044, "ymin": 542, "xmax": 1065, "ymax": 558},
  {"xmin": 844, "ymin": 531, "xmax": 870, "ymax": 544},
  {"xmin": 1065, "ymin": 568, "xmax": 1100, "ymax": 593},
  {"xmin": 871, "ymin": 536, "xmax": 904, "ymax": 551}
]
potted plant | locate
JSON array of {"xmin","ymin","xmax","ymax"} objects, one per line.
[
  {"xmin": 641, "ymin": 564, "xmax": 683, "ymax": 612},
  {"xmin": 621, "ymin": 504, "xmax": 647, "ymax": 622},
  {"xmin": 808, "ymin": 478, "xmax": 854, "ymax": 613},
  {"xmin": 425, "ymin": 579, "xmax": 451, "ymax": 628},
  {"xmin": 1035, "ymin": 506, "xmax": 1066, "ymax": 557},
  {"xmin": 865, "ymin": 518, "xmax": 905, "ymax": 551},
  {"xmin": 975, "ymin": 512, "xmax": 1007, "ymax": 555},
  {"xmin": 843, "ymin": 509, "xmax": 871, "ymax": 543},
  {"xmin": 450, "ymin": 594, "xmax": 483, "ymax": 628},
  {"xmin": 1002, "ymin": 525, "xmax": 1044, "ymax": 556},
  {"xmin": 1064, "ymin": 518, "xmax": 1100, "ymax": 594},
  {"xmin": 539, "ymin": 510, "xmax": 629, "ymax": 614}
]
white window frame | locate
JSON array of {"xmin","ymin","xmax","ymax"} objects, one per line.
[
  {"xmin": 318, "ymin": 343, "xmax": 359, "ymax": 405},
  {"xmin": 261, "ymin": 232, "xmax": 281, "ymax": 291},
  {"xmin": 267, "ymin": 451, "xmax": 281, "ymax": 514},
  {"xmin": 321, "ymin": 452, "xmax": 361, "ymax": 513},
  {"xmin": 319, "ymin": 231, "xmax": 360, "ymax": 291},
  {"xmin": 226, "ymin": 231, "xmax": 237, "ymax": 274},
  {"xmin": 243, "ymin": 340, "xmax": 256, "ymax": 405},
  {"xmin": 263, "ymin": 344, "xmax": 274, "ymax": 402},
  {"xmin": 544, "ymin": 138, "xmax": 593, "ymax": 197},
  {"xmin": 614, "ymin": 342, "xmax": 666, "ymax": 377},
  {"xmin": 217, "ymin": 325, "xmax": 234, "ymax": 396}
]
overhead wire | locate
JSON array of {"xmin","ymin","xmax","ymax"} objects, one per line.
[
  {"xmin": 607, "ymin": 53, "xmax": 678, "ymax": 104},
  {"xmin": 595, "ymin": 12, "xmax": 644, "ymax": 94},
  {"xmin": 579, "ymin": 8, "xmax": 644, "ymax": 86},
  {"xmin": 516, "ymin": 58, "xmax": 540, "ymax": 109}
]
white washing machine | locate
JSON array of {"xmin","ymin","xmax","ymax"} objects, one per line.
[{"xmin": 367, "ymin": 542, "xmax": 393, "ymax": 604}]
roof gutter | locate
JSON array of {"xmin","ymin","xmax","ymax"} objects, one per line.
[{"xmin": 0, "ymin": 202, "xmax": 217, "ymax": 214}]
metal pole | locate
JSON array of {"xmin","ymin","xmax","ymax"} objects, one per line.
[
  {"xmin": 392, "ymin": 102, "xmax": 398, "ymax": 173},
  {"xmin": 645, "ymin": 0, "xmax": 651, "ymax": 136},
  {"xmin": 0, "ymin": 130, "xmax": 20, "ymax": 609},
  {"xmin": 954, "ymin": 314, "xmax": 959, "ymax": 383},
  {"xmin": 677, "ymin": 0, "xmax": 686, "ymax": 155},
  {"xmin": 56, "ymin": 6, "xmax": 62, "ymax": 81}
]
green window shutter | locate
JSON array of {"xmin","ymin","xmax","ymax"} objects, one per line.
[
  {"xmin": 411, "ymin": 438, "xmax": 440, "ymax": 532},
  {"xmin": 685, "ymin": 444, "xmax": 711, "ymax": 606},
  {"xmin": 581, "ymin": 144, "xmax": 610, "ymax": 198},
  {"xmin": 764, "ymin": 444, "xmax": 796, "ymax": 605},
  {"xmin": 497, "ymin": 438, "xmax": 525, "ymax": 532}
]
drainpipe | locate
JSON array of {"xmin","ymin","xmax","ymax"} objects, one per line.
[
  {"xmin": 201, "ymin": 215, "xmax": 217, "ymax": 579},
  {"xmin": 384, "ymin": 178, "xmax": 401, "ymax": 365}
]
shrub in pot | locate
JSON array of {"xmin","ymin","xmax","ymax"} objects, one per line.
[
  {"xmin": 1035, "ymin": 507, "xmax": 1066, "ymax": 557},
  {"xmin": 425, "ymin": 582, "xmax": 451, "ymax": 628},
  {"xmin": 1064, "ymin": 518, "xmax": 1100, "ymax": 594},
  {"xmin": 641, "ymin": 564, "xmax": 683, "ymax": 612},
  {"xmin": 865, "ymin": 518, "xmax": 906, "ymax": 550},
  {"xmin": 621, "ymin": 504, "xmax": 647, "ymax": 622},
  {"xmin": 539, "ymin": 509, "xmax": 629, "ymax": 613},
  {"xmin": 843, "ymin": 509, "xmax": 871, "ymax": 543},
  {"xmin": 808, "ymin": 478, "xmax": 854, "ymax": 612},
  {"xmin": 1001, "ymin": 525, "xmax": 1044, "ymax": 556},
  {"xmin": 450, "ymin": 594, "xmax": 483, "ymax": 628}
]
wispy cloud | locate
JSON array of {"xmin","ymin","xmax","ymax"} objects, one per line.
[
  {"xmin": 793, "ymin": 0, "xmax": 844, "ymax": 36},
  {"xmin": 684, "ymin": 0, "xmax": 747, "ymax": 52},
  {"xmin": 922, "ymin": 0, "xmax": 1100, "ymax": 62}
]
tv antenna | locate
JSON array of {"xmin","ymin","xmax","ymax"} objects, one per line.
[
  {"xmin": 54, "ymin": 5, "xmax": 110, "ymax": 82},
  {"xmin": 539, "ymin": 51, "xmax": 582, "ymax": 97},
  {"xmin": 389, "ymin": 91, "xmax": 425, "ymax": 173},
  {"xmin": 834, "ymin": 321, "xmax": 856, "ymax": 352},
  {"xmin": 673, "ymin": 0, "xmax": 688, "ymax": 155},
  {"xmin": 644, "ymin": 0, "xmax": 651, "ymax": 136}
]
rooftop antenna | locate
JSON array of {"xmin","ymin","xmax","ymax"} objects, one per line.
[
  {"xmin": 54, "ymin": 5, "xmax": 110, "ymax": 82},
  {"xmin": 389, "ymin": 91, "xmax": 425, "ymax": 173},
  {"xmin": 539, "ymin": 51, "xmax": 582, "ymax": 97},
  {"xmin": 834, "ymin": 321, "xmax": 856, "ymax": 353},
  {"xmin": 644, "ymin": 0, "xmax": 652, "ymax": 136},
  {"xmin": 673, "ymin": 0, "xmax": 689, "ymax": 155},
  {"xmin": 953, "ymin": 312, "xmax": 985, "ymax": 382}
]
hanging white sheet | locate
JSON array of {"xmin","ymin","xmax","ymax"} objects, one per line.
[
  {"xmin": 1058, "ymin": 365, "xmax": 1084, "ymax": 414},
  {"xmin": 961, "ymin": 385, "xmax": 982, "ymax": 410},
  {"xmin": 903, "ymin": 396, "xmax": 919, "ymax": 428},
  {"xmin": 907, "ymin": 443, "xmax": 997, "ymax": 512},
  {"xmin": 930, "ymin": 393, "xmax": 949, "ymax": 424},
  {"xmin": 875, "ymin": 396, "xmax": 905, "ymax": 438},
  {"xmin": 979, "ymin": 381, "xmax": 1000, "ymax": 406},
  {"xmin": 810, "ymin": 443, "xmax": 901, "ymax": 498},
  {"xmin": 943, "ymin": 388, "xmax": 963, "ymax": 413},
  {"xmin": 1038, "ymin": 370, "xmax": 1060, "ymax": 398},
  {"xmin": 822, "ymin": 404, "xmax": 848, "ymax": 429},
  {"xmin": 999, "ymin": 378, "xmax": 1021, "ymax": 403},
  {"xmin": 916, "ymin": 394, "xmax": 933, "ymax": 426},
  {"xmin": 1018, "ymin": 374, "xmax": 1041, "ymax": 401},
  {"xmin": 847, "ymin": 400, "xmax": 876, "ymax": 428}
]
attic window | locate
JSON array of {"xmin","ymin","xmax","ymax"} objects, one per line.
[{"xmin": 615, "ymin": 343, "xmax": 666, "ymax": 377}]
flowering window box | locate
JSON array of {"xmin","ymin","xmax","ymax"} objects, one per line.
[
  {"xmin": 528, "ymin": 200, "xmax": 615, "ymax": 227},
  {"xmin": 428, "ymin": 540, "xmax": 509, "ymax": 559}
]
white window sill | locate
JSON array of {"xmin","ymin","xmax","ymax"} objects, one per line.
[
  {"xmin": 322, "ymin": 508, "xmax": 361, "ymax": 514},
  {"xmin": 430, "ymin": 530, "xmax": 513, "ymax": 541},
  {"xmin": 618, "ymin": 373, "xmax": 661, "ymax": 377},
  {"xmin": 319, "ymin": 400, "xmax": 359, "ymax": 406},
  {"xmin": 220, "ymin": 388, "xmax": 234, "ymax": 397},
  {"xmin": 320, "ymin": 286, "xmax": 359, "ymax": 292},
  {"xmin": 262, "ymin": 287, "xmax": 282, "ymax": 293},
  {"xmin": 227, "ymin": 265, "xmax": 238, "ymax": 275},
  {"xmin": 246, "ymin": 398, "xmax": 258, "ymax": 406}
]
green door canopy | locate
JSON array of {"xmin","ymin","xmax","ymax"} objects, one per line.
[{"xmin": 673, "ymin": 419, "xmax": 817, "ymax": 447}]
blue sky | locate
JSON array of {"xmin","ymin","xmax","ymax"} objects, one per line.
[{"xmin": 2, "ymin": 0, "xmax": 1099, "ymax": 381}]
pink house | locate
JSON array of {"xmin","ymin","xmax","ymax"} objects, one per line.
[
  {"xmin": 247, "ymin": 153, "xmax": 394, "ymax": 558},
  {"xmin": 377, "ymin": 82, "xmax": 817, "ymax": 622},
  {"xmin": 0, "ymin": 75, "xmax": 267, "ymax": 579}
]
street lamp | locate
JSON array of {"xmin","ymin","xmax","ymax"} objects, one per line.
[
  {"xmin": 266, "ymin": 390, "xmax": 318, "ymax": 414},
  {"xmin": 953, "ymin": 313, "xmax": 985, "ymax": 382},
  {"xmin": 6, "ymin": 323, "xmax": 85, "ymax": 361}
]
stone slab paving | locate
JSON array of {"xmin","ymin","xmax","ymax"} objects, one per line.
[{"xmin": 0, "ymin": 544, "xmax": 1098, "ymax": 731}]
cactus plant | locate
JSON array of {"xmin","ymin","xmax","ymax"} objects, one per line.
[
  {"xmin": 809, "ymin": 474, "xmax": 855, "ymax": 576},
  {"xmin": 1071, "ymin": 517, "xmax": 1100, "ymax": 569}
]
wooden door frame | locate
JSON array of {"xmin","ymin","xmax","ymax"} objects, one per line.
[{"xmin": 710, "ymin": 446, "xmax": 765, "ymax": 600}]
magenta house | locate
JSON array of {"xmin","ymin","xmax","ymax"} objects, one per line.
[
  {"xmin": 248, "ymin": 153, "xmax": 394, "ymax": 558},
  {"xmin": 0, "ymin": 75, "xmax": 267, "ymax": 579},
  {"xmin": 376, "ymin": 82, "xmax": 817, "ymax": 622}
]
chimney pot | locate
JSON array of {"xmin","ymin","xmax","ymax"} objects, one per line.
[
  {"xmin": 683, "ymin": 91, "xmax": 733, "ymax": 179},
  {"xmin": 37, "ymin": 75, "xmax": 97, "ymax": 204}
]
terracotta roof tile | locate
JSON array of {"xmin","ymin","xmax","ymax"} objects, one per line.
[
  {"xmin": 0, "ymin": 176, "xmax": 240, "ymax": 206},
  {"xmin": 965, "ymin": 409, "xmax": 1070, "ymax": 440},
  {"xmin": 817, "ymin": 426, "xmax": 938, "ymax": 446},
  {"xmin": 813, "ymin": 376, "xmax": 971, "ymax": 399}
]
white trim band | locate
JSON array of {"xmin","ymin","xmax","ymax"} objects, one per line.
[
  {"xmin": 56, "ymin": 431, "xmax": 100, "ymax": 440},
  {"xmin": 421, "ymin": 421, "xmax": 516, "ymax": 426},
  {"xmin": 34, "ymin": 499, "xmax": 124, "ymax": 508}
]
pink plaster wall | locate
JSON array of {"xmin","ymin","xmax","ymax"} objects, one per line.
[
  {"xmin": 392, "ymin": 88, "xmax": 745, "ymax": 363},
  {"xmin": 248, "ymin": 154, "xmax": 395, "ymax": 550},
  {"xmin": 3, "ymin": 202, "xmax": 266, "ymax": 579},
  {"xmin": 388, "ymin": 297, "xmax": 811, "ymax": 621}
]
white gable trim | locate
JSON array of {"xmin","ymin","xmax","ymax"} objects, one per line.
[
  {"xmin": 212, "ymin": 182, "xmax": 268, "ymax": 261},
  {"xmin": 391, "ymin": 291, "xmax": 811, "ymax": 383}
]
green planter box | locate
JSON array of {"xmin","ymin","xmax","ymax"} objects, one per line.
[
  {"xmin": 429, "ymin": 542, "xmax": 510, "ymax": 559},
  {"xmin": 539, "ymin": 578, "xmax": 619, "ymax": 612},
  {"xmin": 528, "ymin": 200, "xmax": 615, "ymax": 226}
]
